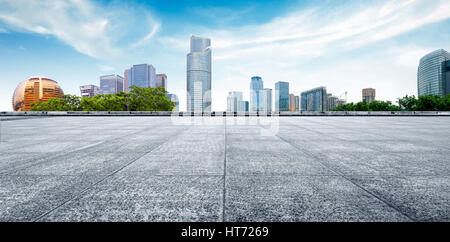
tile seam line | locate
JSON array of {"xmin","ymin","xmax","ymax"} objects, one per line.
[
  {"xmin": 32, "ymin": 125, "xmax": 192, "ymax": 222},
  {"xmin": 275, "ymin": 133, "xmax": 416, "ymax": 222},
  {"xmin": 0, "ymin": 119, "xmax": 170, "ymax": 175},
  {"xmin": 255, "ymin": 121, "xmax": 416, "ymax": 222},
  {"xmin": 284, "ymin": 119, "xmax": 441, "ymax": 175}
]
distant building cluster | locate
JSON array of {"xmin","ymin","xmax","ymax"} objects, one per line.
[
  {"xmin": 11, "ymin": 33, "xmax": 449, "ymax": 113},
  {"xmin": 80, "ymin": 63, "xmax": 178, "ymax": 111}
]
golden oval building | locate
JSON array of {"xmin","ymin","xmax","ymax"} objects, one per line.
[{"xmin": 12, "ymin": 77, "xmax": 64, "ymax": 111}]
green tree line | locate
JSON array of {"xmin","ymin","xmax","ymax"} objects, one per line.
[
  {"xmin": 332, "ymin": 95, "xmax": 450, "ymax": 111},
  {"xmin": 30, "ymin": 86, "xmax": 176, "ymax": 111}
]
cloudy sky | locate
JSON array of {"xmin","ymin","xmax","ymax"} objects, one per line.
[{"xmin": 1, "ymin": 0, "xmax": 449, "ymax": 111}]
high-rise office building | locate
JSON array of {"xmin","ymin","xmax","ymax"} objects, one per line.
[
  {"xmin": 362, "ymin": 88, "xmax": 376, "ymax": 103},
  {"xmin": 124, "ymin": 69, "xmax": 130, "ymax": 92},
  {"xmin": 445, "ymin": 60, "xmax": 450, "ymax": 96},
  {"xmin": 301, "ymin": 86, "xmax": 327, "ymax": 112},
  {"xmin": 289, "ymin": 94, "xmax": 299, "ymax": 111},
  {"xmin": 238, "ymin": 101, "xmax": 249, "ymax": 112},
  {"xmin": 418, "ymin": 49, "xmax": 450, "ymax": 97},
  {"xmin": 156, "ymin": 74, "xmax": 167, "ymax": 90},
  {"xmin": 227, "ymin": 91, "xmax": 243, "ymax": 112},
  {"xmin": 327, "ymin": 93, "xmax": 339, "ymax": 110},
  {"xmin": 250, "ymin": 76, "xmax": 264, "ymax": 112},
  {"xmin": 275, "ymin": 82, "xmax": 289, "ymax": 112},
  {"xmin": 127, "ymin": 64, "xmax": 157, "ymax": 89},
  {"xmin": 167, "ymin": 93, "xmax": 179, "ymax": 112},
  {"xmin": 80, "ymin": 85, "xmax": 99, "ymax": 98},
  {"xmin": 100, "ymin": 75, "xmax": 124, "ymax": 94},
  {"xmin": 259, "ymin": 88, "xmax": 272, "ymax": 113},
  {"xmin": 187, "ymin": 35, "xmax": 212, "ymax": 112}
]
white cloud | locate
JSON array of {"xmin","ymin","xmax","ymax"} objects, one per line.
[
  {"xmin": 98, "ymin": 64, "xmax": 115, "ymax": 72},
  {"xmin": 0, "ymin": 0, "xmax": 161, "ymax": 58},
  {"xmin": 161, "ymin": 0, "xmax": 450, "ymax": 110}
]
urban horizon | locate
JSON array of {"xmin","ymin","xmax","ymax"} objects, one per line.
[{"xmin": 1, "ymin": 0, "xmax": 450, "ymax": 112}]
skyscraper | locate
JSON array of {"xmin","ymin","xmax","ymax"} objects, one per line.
[
  {"xmin": 327, "ymin": 93, "xmax": 339, "ymax": 110},
  {"xmin": 301, "ymin": 86, "xmax": 327, "ymax": 112},
  {"xmin": 167, "ymin": 93, "xmax": 179, "ymax": 112},
  {"xmin": 100, "ymin": 75, "xmax": 124, "ymax": 94},
  {"xmin": 156, "ymin": 74, "xmax": 167, "ymax": 90},
  {"xmin": 250, "ymin": 76, "xmax": 264, "ymax": 112},
  {"xmin": 289, "ymin": 94, "xmax": 299, "ymax": 111},
  {"xmin": 80, "ymin": 85, "xmax": 99, "ymax": 98},
  {"xmin": 259, "ymin": 88, "xmax": 272, "ymax": 113},
  {"xmin": 227, "ymin": 91, "xmax": 243, "ymax": 112},
  {"xmin": 362, "ymin": 88, "xmax": 376, "ymax": 103},
  {"xmin": 127, "ymin": 64, "xmax": 157, "ymax": 89},
  {"xmin": 187, "ymin": 35, "xmax": 212, "ymax": 112},
  {"xmin": 418, "ymin": 49, "xmax": 450, "ymax": 97},
  {"xmin": 124, "ymin": 69, "xmax": 130, "ymax": 92},
  {"xmin": 445, "ymin": 60, "xmax": 450, "ymax": 96},
  {"xmin": 238, "ymin": 101, "xmax": 249, "ymax": 112},
  {"xmin": 275, "ymin": 82, "xmax": 289, "ymax": 112}
]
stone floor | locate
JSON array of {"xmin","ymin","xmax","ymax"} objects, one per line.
[{"xmin": 0, "ymin": 116, "xmax": 449, "ymax": 222}]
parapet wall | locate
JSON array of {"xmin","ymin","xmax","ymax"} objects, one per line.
[{"xmin": 1, "ymin": 111, "xmax": 450, "ymax": 117}]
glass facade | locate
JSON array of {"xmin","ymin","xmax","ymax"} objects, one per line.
[
  {"xmin": 259, "ymin": 88, "xmax": 272, "ymax": 113},
  {"xmin": 289, "ymin": 94, "xmax": 299, "ymax": 111},
  {"xmin": 418, "ymin": 49, "xmax": 450, "ymax": 97},
  {"xmin": 187, "ymin": 35, "xmax": 211, "ymax": 112},
  {"xmin": 227, "ymin": 91, "xmax": 243, "ymax": 112},
  {"xmin": 327, "ymin": 94, "xmax": 339, "ymax": 111},
  {"xmin": 238, "ymin": 101, "xmax": 249, "ymax": 112},
  {"xmin": 156, "ymin": 74, "xmax": 167, "ymax": 90},
  {"xmin": 445, "ymin": 60, "xmax": 450, "ymax": 96},
  {"xmin": 275, "ymin": 82, "xmax": 289, "ymax": 112},
  {"xmin": 100, "ymin": 75, "xmax": 124, "ymax": 95},
  {"xmin": 250, "ymin": 76, "xmax": 264, "ymax": 112},
  {"xmin": 80, "ymin": 85, "xmax": 99, "ymax": 98},
  {"xmin": 301, "ymin": 86, "xmax": 327, "ymax": 112},
  {"xmin": 128, "ymin": 64, "xmax": 157, "ymax": 89},
  {"xmin": 12, "ymin": 77, "xmax": 64, "ymax": 111}
]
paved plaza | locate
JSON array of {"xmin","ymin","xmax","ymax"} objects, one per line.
[{"xmin": 0, "ymin": 116, "xmax": 449, "ymax": 222}]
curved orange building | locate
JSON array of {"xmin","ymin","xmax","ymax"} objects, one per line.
[{"xmin": 12, "ymin": 77, "xmax": 64, "ymax": 111}]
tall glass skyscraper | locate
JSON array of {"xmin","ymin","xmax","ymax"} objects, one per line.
[
  {"xmin": 301, "ymin": 86, "xmax": 327, "ymax": 112},
  {"xmin": 250, "ymin": 76, "xmax": 263, "ymax": 112},
  {"xmin": 259, "ymin": 88, "xmax": 272, "ymax": 113},
  {"xmin": 127, "ymin": 64, "xmax": 157, "ymax": 90},
  {"xmin": 418, "ymin": 49, "xmax": 450, "ymax": 97},
  {"xmin": 445, "ymin": 60, "xmax": 450, "ymax": 96},
  {"xmin": 100, "ymin": 75, "xmax": 124, "ymax": 94},
  {"xmin": 187, "ymin": 35, "xmax": 211, "ymax": 112},
  {"xmin": 275, "ymin": 81, "xmax": 289, "ymax": 112}
]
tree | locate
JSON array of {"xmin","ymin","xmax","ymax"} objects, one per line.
[
  {"xmin": 398, "ymin": 95, "xmax": 418, "ymax": 111},
  {"xmin": 30, "ymin": 86, "xmax": 175, "ymax": 112}
]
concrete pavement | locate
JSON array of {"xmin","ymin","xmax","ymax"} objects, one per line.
[{"xmin": 0, "ymin": 116, "xmax": 449, "ymax": 221}]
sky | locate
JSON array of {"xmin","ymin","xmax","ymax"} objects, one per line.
[{"xmin": 0, "ymin": 0, "xmax": 450, "ymax": 111}]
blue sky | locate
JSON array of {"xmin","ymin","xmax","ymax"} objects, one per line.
[{"xmin": 1, "ymin": 0, "xmax": 450, "ymax": 111}]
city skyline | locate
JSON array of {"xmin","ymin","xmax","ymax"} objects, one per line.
[{"xmin": 1, "ymin": 0, "xmax": 450, "ymax": 111}]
